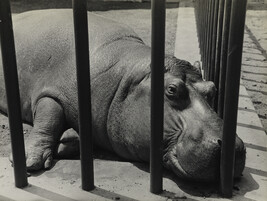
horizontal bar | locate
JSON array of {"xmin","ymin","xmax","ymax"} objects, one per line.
[
  {"xmin": 72, "ymin": 0, "xmax": 94, "ymax": 191},
  {"xmin": 0, "ymin": 0, "xmax": 28, "ymax": 188}
]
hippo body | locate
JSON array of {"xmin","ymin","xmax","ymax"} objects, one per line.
[
  {"xmin": 1, "ymin": 9, "xmax": 143, "ymax": 150},
  {"xmin": 0, "ymin": 9, "xmax": 245, "ymax": 181}
]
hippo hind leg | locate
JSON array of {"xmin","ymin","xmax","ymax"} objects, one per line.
[{"xmin": 10, "ymin": 97, "xmax": 66, "ymax": 171}]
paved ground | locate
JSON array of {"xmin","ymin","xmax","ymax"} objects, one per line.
[{"xmin": 242, "ymin": 10, "xmax": 267, "ymax": 133}]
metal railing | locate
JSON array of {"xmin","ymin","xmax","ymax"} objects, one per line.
[
  {"xmin": 194, "ymin": 0, "xmax": 247, "ymax": 197},
  {"xmin": 0, "ymin": 0, "xmax": 165, "ymax": 194},
  {"xmin": 0, "ymin": 0, "xmax": 247, "ymax": 198}
]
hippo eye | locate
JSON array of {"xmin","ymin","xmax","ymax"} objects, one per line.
[
  {"xmin": 167, "ymin": 84, "xmax": 177, "ymax": 95},
  {"xmin": 166, "ymin": 81, "xmax": 190, "ymax": 109}
]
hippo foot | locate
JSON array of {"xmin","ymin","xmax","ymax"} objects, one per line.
[
  {"xmin": 9, "ymin": 97, "xmax": 66, "ymax": 171},
  {"xmin": 9, "ymin": 139, "xmax": 54, "ymax": 171},
  {"xmin": 55, "ymin": 128, "xmax": 80, "ymax": 158},
  {"xmin": 26, "ymin": 142, "xmax": 54, "ymax": 171}
]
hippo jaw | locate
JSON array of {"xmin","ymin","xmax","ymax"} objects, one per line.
[
  {"xmin": 163, "ymin": 133, "xmax": 246, "ymax": 182},
  {"xmin": 163, "ymin": 118, "xmax": 246, "ymax": 182},
  {"xmin": 162, "ymin": 126, "xmax": 223, "ymax": 181},
  {"xmin": 163, "ymin": 142, "xmax": 188, "ymax": 178}
]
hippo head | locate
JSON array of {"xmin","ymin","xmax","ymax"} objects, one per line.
[
  {"xmin": 160, "ymin": 58, "xmax": 246, "ymax": 181},
  {"xmin": 109, "ymin": 55, "xmax": 246, "ymax": 182}
]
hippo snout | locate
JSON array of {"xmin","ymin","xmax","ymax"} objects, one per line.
[
  {"xmin": 218, "ymin": 135, "xmax": 246, "ymax": 178},
  {"xmin": 175, "ymin": 136, "xmax": 221, "ymax": 181},
  {"xmin": 233, "ymin": 136, "xmax": 246, "ymax": 178},
  {"xmin": 172, "ymin": 134, "xmax": 246, "ymax": 182},
  {"xmin": 217, "ymin": 135, "xmax": 246, "ymax": 178}
]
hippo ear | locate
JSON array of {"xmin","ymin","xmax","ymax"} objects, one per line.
[
  {"xmin": 193, "ymin": 61, "xmax": 202, "ymax": 76},
  {"xmin": 193, "ymin": 81, "xmax": 217, "ymax": 107}
]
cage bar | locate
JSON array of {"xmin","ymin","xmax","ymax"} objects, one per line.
[
  {"xmin": 150, "ymin": 0, "xmax": 166, "ymax": 194},
  {"xmin": 220, "ymin": 0, "xmax": 247, "ymax": 197},
  {"xmin": 213, "ymin": 0, "xmax": 226, "ymax": 111},
  {"xmin": 217, "ymin": 0, "xmax": 232, "ymax": 118},
  {"xmin": 0, "ymin": 0, "xmax": 28, "ymax": 188},
  {"xmin": 209, "ymin": 0, "xmax": 219, "ymax": 84},
  {"xmin": 72, "ymin": 0, "xmax": 94, "ymax": 191}
]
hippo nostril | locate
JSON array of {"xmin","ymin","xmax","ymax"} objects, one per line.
[
  {"xmin": 163, "ymin": 155, "xmax": 169, "ymax": 163},
  {"xmin": 217, "ymin": 139, "xmax": 222, "ymax": 147},
  {"xmin": 235, "ymin": 136, "xmax": 245, "ymax": 152}
]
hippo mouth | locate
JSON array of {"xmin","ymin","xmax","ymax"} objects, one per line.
[
  {"xmin": 162, "ymin": 124, "xmax": 195, "ymax": 179},
  {"xmin": 164, "ymin": 143, "xmax": 222, "ymax": 181},
  {"xmin": 163, "ymin": 145, "xmax": 190, "ymax": 179},
  {"xmin": 163, "ymin": 138, "xmax": 246, "ymax": 182}
]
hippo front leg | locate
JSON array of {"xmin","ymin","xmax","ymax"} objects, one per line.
[{"xmin": 15, "ymin": 98, "xmax": 65, "ymax": 171}]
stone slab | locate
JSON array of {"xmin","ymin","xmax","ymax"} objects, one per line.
[{"xmin": 0, "ymin": 157, "xmax": 267, "ymax": 201}]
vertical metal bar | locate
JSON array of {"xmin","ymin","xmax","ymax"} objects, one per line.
[
  {"xmin": 217, "ymin": 0, "xmax": 232, "ymax": 118},
  {"xmin": 220, "ymin": 0, "xmax": 247, "ymax": 197},
  {"xmin": 214, "ymin": 0, "xmax": 225, "ymax": 112},
  {"xmin": 206, "ymin": 0, "xmax": 213, "ymax": 80},
  {"xmin": 72, "ymin": 0, "xmax": 94, "ymax": 191},
  {"xmin": 210, "ymin": 0, "xmax": 216, "ymax": 81},
  {"xmin": 200, "ymin": 0, "xmax": 204, "ymax": 68},
  {"xmin": 207, "ymin": 0, "xmax": 215, "ymax": 81},
  {"xmin": 202, "ymin": 0, "xmax": 207, "ymax": 68},
  {"xmin": 150, "ymin": 0, "xmax": 165, "ymax": 194},
  {"xmin": 0, "ymin": 0, "xmax": 28, "ymax": 188},
  {"xmin": 198, "ymin": 0, "xmax": 203, "ymax": 63},
  {"xmin": 202, "ymin": 0, "xmax": 206, "ymax": 64},
  {"xmin": 209, "ymin": 0, "xmax": 219, "ymax": 83},
  {"xmin": 203, "ymin": 0, "xmax": 209, "ymax": 77},
  {"xmin": 204, "ymin": 0, "xmax": 210, "ymax": 78}
]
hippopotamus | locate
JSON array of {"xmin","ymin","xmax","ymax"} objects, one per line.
[{"xmin": 0, "ymin": 9, "xmax": 246, "ymax": 181}]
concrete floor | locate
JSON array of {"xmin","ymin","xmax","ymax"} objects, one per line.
[
  {"xmin": 0, "ymin": 156, "xmax": 265, "ymax": 201},
  {"xmin": 0, "ymin": 7, "xmax": 267, "ymax": 201}
]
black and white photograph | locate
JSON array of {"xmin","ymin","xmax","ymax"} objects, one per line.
[{"xmin": 0, "ymin": 0, "xmax": 266, "ymax": 200}]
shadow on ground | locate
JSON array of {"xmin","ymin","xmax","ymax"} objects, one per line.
[{"xmin": 133, "ymin": 163, "xmax": 260, "ymax": 200}]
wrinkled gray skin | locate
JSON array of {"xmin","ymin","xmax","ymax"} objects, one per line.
[{"xmin": 0, "ymin": 9, "xmax": 246, "ymax": 181}]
